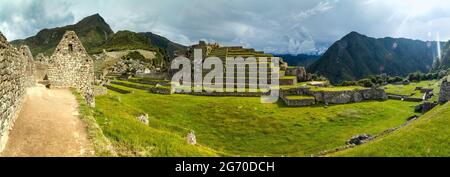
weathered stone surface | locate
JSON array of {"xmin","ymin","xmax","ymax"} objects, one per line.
[
  {"xmin": 359, "ymin": 88, "xmax": 388, "ymax": 100},
  {"xmin": 280, "ymin": 87, "xmax": 310, "ymax": 95},
  {"xmin": 187, "ymin": 130, "xmax": 197, "ymax": 145},
  {"xmin": 312, "ymin": 88, "xmax": 387, "ymax": 104},
  {"xmin": 19, "ymin": 45, "xmax": 35, "ymax": 87},
  {"xmin": 47, "ymin": 31, "xmax": 95, "ymax": 107},
  {"xmin": 281, "ymin": 95, "xmax": 315, "ymax": 107},
  {"xmin": 282, "ymin": 87, "xmax": 386, "ymax": 105},
  {"xmin": 415, "ymin": 102, "xmax": 437, "ymax": 113},
  {"xmin": 439, "ymin": 80, "xmax": 450, "ymax": 103},
  {"xmin": 285, "ymin": 67, "xmax": 311, "ymax": 82},
  {"xmin": 136, "ymin": 114, "xmax": 149, "ymax": 125},
  {"xmin": 346, "ymin": 134, "xmax": 373, "ymax": 145},
  {"xmin": 0, "ymin": 32, "xmax": 29, "ymax": 151},
  {"xmin": 279, "ymin": 77, "xmax": 297, "ymax": 86}
]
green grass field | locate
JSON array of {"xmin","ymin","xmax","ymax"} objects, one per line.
[
  {"xmin": 332, "ymin": 102, "xmax": 450, "ymax": 157},
  {"xmin": 93, "ymin": 83, "xmax": 420, "ymax": 156},
  {"xmin": 384, "ymin": 80, "xmax": 440, "ymax": 101}
]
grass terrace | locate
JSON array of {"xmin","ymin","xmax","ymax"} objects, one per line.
[
  {"xmin": 332, "ymin": 102, "xmax": 450, "ymax": 157},
  {"xmin": 384, "ymin": 80, "xmax": 440, "ymax": 101},
  {"xmin": 95, "ymin": 81, "xmax": 420, "ymax": 156}
]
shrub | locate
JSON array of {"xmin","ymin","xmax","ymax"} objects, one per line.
[
  {"xmin": 357, "ymin": 79, "xmax": 374, "ymax": 87},
  {"xmin": 341, "ymin": 81, "xmax": 357, "ymax": 86}
]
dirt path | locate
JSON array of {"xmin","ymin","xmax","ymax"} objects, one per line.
[{"xmin": 0, "ymin": 85, "xmax": 93, "ymax": 157}]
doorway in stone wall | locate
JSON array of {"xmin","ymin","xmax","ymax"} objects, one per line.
[{"xmin": 40, "ymin": 74, "xmax": 51, "ymax": 88}]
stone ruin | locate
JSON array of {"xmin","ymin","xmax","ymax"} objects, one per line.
[
  {"xmin": 177, "ymin": 41, "xmax": 291, "ymax": 93},
  {"xmin": 136, "ymin": 114, "xmax": 149, "ymax": 125},
  {"xmin": 47, "ymin": 31, "xmax": 95, "ymax": 107},
  {"xmin": 346, "ymin": 134, "xmax": 373, "ymax": 145},
  {"xmin": 285, "ymin": 67, "xmax": 312, "ymax": 82},
  {"xmin": 186, "ymin": 130, "xmax": 197, "ymax": 145},
  {"xmin": 415, "ymin": 101, "xmax": 438, "ymax": 114},
  {"xmin": 0, "ymin": 32, "xmax": 35, "ymax": 151},
  {"xmin": 281, "ymin": 86, "xmax": 388, "ymax": 106},
  {"xmin": 439, "ymin": 79, "xmax": 450, "ymax": 103}
]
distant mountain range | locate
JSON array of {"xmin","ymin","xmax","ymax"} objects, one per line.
[
  {"xmin": 308, "ymin": 31, "xmax": 440, "ymax": 83},
  {"xmin": 274, "ymin": 54, "xmax": 320, "ymax": 67},
  {"xmin": 11, "ymin": 14, "xmax": 186, "ymax": 60}
]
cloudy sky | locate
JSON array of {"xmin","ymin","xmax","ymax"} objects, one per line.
[{"xmin": 1, "ymin": 0, "xmax": 450, "ymax": 54}]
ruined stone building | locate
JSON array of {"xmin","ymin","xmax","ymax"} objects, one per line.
[
  {"xmin": 47, "ymin": 31, "xmax": 95, "ymax": 107},
  {"xmin": 0, "ymin": 32, "xmax": 34, "ymax": 151}
]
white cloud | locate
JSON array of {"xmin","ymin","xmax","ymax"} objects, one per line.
[
  {"xmin": 1, "ymin": 0, "xmax": 450, "ymax": 54},
  {"xmin": 293, "ymin": 1, "xmax": 334, "ymax": 21}
]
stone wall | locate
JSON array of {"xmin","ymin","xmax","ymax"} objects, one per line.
[
  {"xmin": 279, "ymin": 77, "xmax": 297, "ymax": 86},
  {"xmin": 281, "ymin": 87, "xmax": 387, "ymax": 105},
  {"xmin": 47, "ymin": 31, "xmax": 95, "ymax": 107},
  {"xmin": 0, "ymin": 32, "xmax": 29, "ymax": 151},
  {"xmin": 281, "ymin": 87, "xmax": 310, "ymax": 95},
  {"xmin": 312, "ymin": 88, "xmax": 387, "ymax": 104},
  {"xmin": 285, "ymin": 67, "xmax": 311, "ymax": 82},
  {"xmin": 177, "ymin": 90, "xmax": 265, "ymax": 97},
  {"xmin": 280, "ymin": 95, "xmax": 315, "ymax": 107},
  {"xmin": 439, "ymin": 80, "xmax": 450, "ymax": 103},
  {"xmin": 19, "ymin": 45, "xmax": 35, "ymax": 87}
]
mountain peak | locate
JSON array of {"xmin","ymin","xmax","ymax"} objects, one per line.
[
  {"xmin": 348, "ymin": 31, "xmax": 361, "ymax": 35},
  {"xmin": 309, "ymin": 32, "xmax": 436, "ymax": 83},
  {"xmin": 11, "ymin": 13, "xmax": 114, "ymax": 55},
  {"xmin": 77, "ymin": 13, "xmax": 108, "ymax": 26},
  {"xmin": 342, "ymin": 31, "xmax": 364, "ymax": 39}
]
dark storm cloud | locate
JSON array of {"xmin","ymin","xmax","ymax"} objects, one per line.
[
  {"xmin": 1, "ymin": 0, "xmax": 450, "ymax": 54},
  {"xmin": 0, "ymin": 0, "xmax": 75, "ymax": 40}
]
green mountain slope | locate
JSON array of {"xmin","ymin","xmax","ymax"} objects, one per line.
[
  {"xmin": 434, "ymin": 41, "xmax": 450, "ymax": 71},
  {"xmin": 11, "ymin": 14, "xmax": 186, "ymax": 61},
  {"xmin": 12, "ymin": 14, "xmax": 114, "ymax": 56},
  {"xmin": 139, "ymin": 32, "xmax": 186, "ymax": 59},
  {"xmin": 333, "ymin": 101, "xmax": 450, "ymax": 157},
  {"xmin": 308, "ymin": 32, "xmax": 438, "ymax": 83},
  {"xmin": 89, "ymin": 30, "xmax": 156, "ymax": 53}
]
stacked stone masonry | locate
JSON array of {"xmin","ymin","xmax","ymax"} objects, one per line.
[
  {"xmin": 281, "ymin": 87, "xmax": 387, "ymax": 106},
  {"xmin": 281, "ymin": 95, "xmax": 316, "ymax": 107},
  {"xmin": 47, "ymin": 31, "xmax": 95, "ymax": 107},
  {"xmin": 439, "ymin": 80, "xmax": 450, "ymax": 103},
  {"xmin": 285, "ymin": 67, "xmax": 311, "ymax": 82},
  {"xmin": 19, "ymin": 45, "xmax": 36, "ymax": 87},
  {"xmin": 0, "ymin": 32, "xmax": 34, "ymax": 151},
  {"xmin": 178, "ymin": 41, "xmax": 285, "ymax": 92}
]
